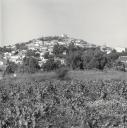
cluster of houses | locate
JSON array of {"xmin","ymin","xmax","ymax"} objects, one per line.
[
  {"xmin": 3, "ymin": 50, "xmax": 26, "ymax": 64},
  {"xmin": 118, "ymin": 56, "xmax": 127, "ymax": 64},
  {"xmin": 0, "ymin": 35, "xmax": 127, "ymax": 71},
  {"xmin": 0, "ymin": 36, "xmax": 70, "ymax": 68}
]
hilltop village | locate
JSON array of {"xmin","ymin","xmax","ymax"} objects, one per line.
[{"xmin": 0, "ymin": 35, "xmax": 112, "ymax": 66}]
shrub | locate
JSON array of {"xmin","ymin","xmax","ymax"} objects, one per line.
[
  {"xmin": 4, "ymin": 61, "xmax": 18, "ymax": 75},
  {"xmin": 115, "ymin": 61, "xmax": 125, "ymax": 72},
  {"xmin": 55, "ymin": 67, "xmax": 69, "ymax": 80},
  {"xmin": 42, "ymin": 58, "xmax": 61, "ymax": 71},
  {"xmin": 20, "ymin": 56, "xmax": 40, "ymax": 73}
]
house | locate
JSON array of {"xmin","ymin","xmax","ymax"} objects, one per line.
[
  {"xmin": 9, "ymin": 55, "xmax": 19, "ymax": 63},
  {"xmin": 54, "ymin": 57, "xmax": 66, "ymax": 65},
  {"xmin": 117, "ymin": 56, "xmax": 127, "ymax": 71},
  {"xmin": 75, "ymin": 43, "xmax": 84, "ymax": 47},
  {"xmin": 63, "ymin": 51, "xmax": 66, "ymax": 55},
  {"xmin": 0, "ymin": 61, "xmax": 3, "ymax": 66},
  {"xmin": 4, "ymin": 52, "xmax": 12, "ymax": 59},
  {"xmin": 118, "ymin": 56, "xmax": 127, "ymax": 63},
  {"xmin": 58, "ymin": 42, "xmax": 66, "ymax": 45},
  {"xmin": 0, "ymin": 57, "xmax": 7, "ymax": 72},
  {"xmin": 100, "ymin": 45, "xmax": 112, "ymax": 54},
  {"xmin": 115, "ymin": 47, "xmax": 125, "ymax": 53}
]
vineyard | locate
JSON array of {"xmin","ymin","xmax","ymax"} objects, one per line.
[{"xmin": 0, "ymin": 77, "xmax": 127, "ymax": 128}]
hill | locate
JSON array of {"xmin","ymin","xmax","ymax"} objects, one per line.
[
  {"xmin": 0, "ymin": 35, "xmax": 113, "ymax": 67},
  {"xmin": 1, "ymin": 34, "xmax": 113, "ymax": 53}
]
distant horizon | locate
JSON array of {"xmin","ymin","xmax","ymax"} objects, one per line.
[{"xmin": 1, "ymin": 0, "xmax": 127, "ymax": 48}]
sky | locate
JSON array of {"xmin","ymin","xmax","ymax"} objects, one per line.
[
  {"xmin": 1, "ymin": 0, "xmax": 127, "ymax": 48},
  {"xmin": 0, "ymin": 0, "xmax": 2, "ymax": 45}
]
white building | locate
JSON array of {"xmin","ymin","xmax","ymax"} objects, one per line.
[
  {"xmin": 58, "ymin": 42, "xmax": 66, "ymax": 45},
  {"xmin": 4, "ymin": 52, "xmax": 12, "ymax": 59},
  {"xmin": 115, "ymin": 47, "xmax": 125, "ymax": 53},
  {"xmin": 54, "ymin": 57, "xmax": 66, "ymax": 65},
  {"xmin": 0, "ymin": 61, "xmax": 3, "ymax": 66},
  {"xmin": 9, "ymin": 55, "xmax": 19, "ymax": 63}
]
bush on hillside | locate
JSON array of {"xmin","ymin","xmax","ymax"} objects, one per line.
[
  {"xmin": 66, "ymin": 51, "xmax": 84, "ymax": 70},
  {"xmin": 115, "ymin": 61, "xmax": 126, "ymax": 72},
  {"xmin": 55, "ymin": 67, "xmax": 69, "ymax": 80},
  {"xmin": 42, "ymin": 58, "xmax": 61, "ymax": 71},
  {"xmin": 4, "ymin": 61, "xmax": 18, "ymax": 75},
  {"xmin": 19, "ymin": 56, "xmax": 40, "ymax": 73}
]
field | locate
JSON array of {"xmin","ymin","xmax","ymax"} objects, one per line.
[
  {"xmin": 13, "ymin": 70, "xmax": 127, "ymax": 81},
  {"xmin": 1, "ymin": 70, "xmax": 127, "ymax": 127},
  {"xmin": 1, "ymin": 70, "xmax": 127, "ymax": 128},
  {"xmin": 69, "ymin": 70, "xmax": 127, "ymax": 81}
]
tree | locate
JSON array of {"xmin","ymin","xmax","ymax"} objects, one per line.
[
  {"xmin": 107, "ymin": 49, "xmax": 120, "ymax": 61},
  {"xmin": 15, "ymin": 43, "xmax": 28, "ymax": 50},
  {"xmin": 67, "ymin": 42, "xmax": 77, "ymax": 54},
  {"xmin": 4, "ymin": 61, "xmax": 18, "ymax": 74},
  {"xmin": 90, "ymin": 48, "xmax": 108, "ymax": 70},
  {"xmin": 115, "ymin": 61, "xmax": 126, "ymax": 72},
  {"xmin": 82, "ymin": 48, "xmax": 108, "ymax": 70},
  {"xmin": 42, "ymin": 58, "xmax": 61, "ymax": 71},
  {"xmin": 55, "ymin": 67, "xmax": 69, "ymax": 80},
  {"xmin": 20, "ymin": 56, "xmax": 40, "ymax": 73},
  {"xmin": 82, "ymin": 49, "xmax": 95, "ymax": 69},
  {"xmin": 35, "ymin": 52, "xmax": 40, "ymax": 58},
  {"xmin": 44, "ymin": 52, "xmax": 50, "ymax": 59},
  {"xmin": 26, "ymin": 50, "xmax": 36, "ymax": 57},
  {"xmin": 1, "ymin": 46, "xmax": 12, "ymax": 53},
  {"xmin": 104, "ymin": 49, "xmax": 120, "ymax": 69},
  {"xmin": 66, "ymin": 51, "xmax": 83, "ymax": 70},
  {"xmin": 53, "ymin": 43, "xmax": 66, "ymax": 57}
]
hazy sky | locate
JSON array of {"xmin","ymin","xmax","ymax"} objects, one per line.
[
  {"xmin": 1, "ymin": 0, "xmax": 127, "ymax": 47},
  {"xmin": 0, "ymin": 0, "xmax": 2, "ymax": 45}
]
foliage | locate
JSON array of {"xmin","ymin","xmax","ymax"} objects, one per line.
[
  {"xmin": 91, "ymin": 48, "xmax": 108, "ymax": 70},
  {"xmin": 67, "ymin": 42, "xmax": 78, "ymax": 53},
  {"xmin": 15, "ymin": 43, "xmax": 28, "ymax": 50},
  {"xmin": 4, "ymin": 61, "xmax": 18, "ymax": 74},
  {"xmin": 0, "ymin": 46, "xmax": 13, "ymax": 53},
  {"xmin": 26, "ymin": 49, "xmax": 37, "ymax": 57},
  {"xmin": 39, "ymin": 35, "xmax": 68, "ymax": 42},
  {"xmin": 53, "ymin": 43, "xmax": 66, "ymax": 57},
  {"xmin": 0, "ymin": 77, "xmax": 127, "ymax": 128},
  {"xmin": 42, "ymin": 58, "xmax": 61, "ymax": 71},
  {"xmin": 109, "ymin": 49, "xmax": 120, "ymax": 59},
  {"xmin": 55, "ymin": 67, "xmax": 69, "ymax": 80},
  {"xmin": 34, "ymin": 52, "xmax": 40, "ymax": 58},
  {"xmin": 82, "ymin": 49, "xmax": 95, "ymax": 69},
  {"xmin": 44, "ymin": 52, "xmax": 50, "ymax": 59},
  {"xmin": 66, "ymin": 47, "xmax": 108, "ymax": 70},
  {"xmin": 66, "ymin": 51, "xmax": 84, "ymax": 70},
  {"xmin": 20, "ymin": 56, "xmax": 40, "ymax": 73},
  {"xmin": 115, "ymin": 61, "xmax": 126, "ymax": 72},
  {"xmin": 44, "ymin": 52, "xmax": 54, "ymax": 59}
]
